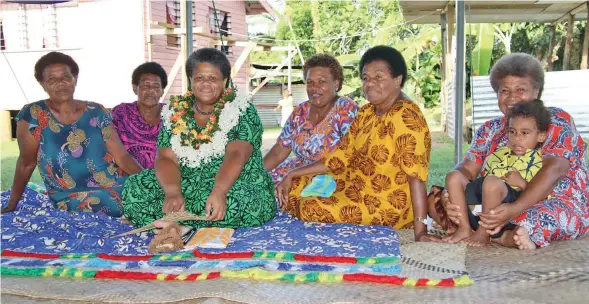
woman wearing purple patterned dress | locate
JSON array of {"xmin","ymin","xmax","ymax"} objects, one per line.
[{"xmin": 112, "ymin": 62, "xmax": 168, "ymax": 169}]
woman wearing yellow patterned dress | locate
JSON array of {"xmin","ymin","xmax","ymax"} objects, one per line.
[{"xmin": 276, "ymin": 46, "xmax": 439, "ymax": 242}]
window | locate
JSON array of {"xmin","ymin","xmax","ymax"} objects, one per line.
[
  {"xmin": 42, "ymin": 5, "xmax": 58, "ymax": 48},
  {"xmin": 166, "ymin": 0, "xmax": 181, "ymax": 48},
  {"xmin": 208, "ymin": 8, "xmax": 230, "ymax": 37},
  {"xmin": 17, "ymin": 4, "xmax": 29, "ymax": 49},
  {"xmin": 0, "ymin": 21, "xmax": 6, "ymax": 51},
  {"xmin": 220, "ymin": 45, "xmax": 233, "ymax": 55},
  {"xmin": 208, "ymin": 8, "xmax": 231, "ymax": 55}
]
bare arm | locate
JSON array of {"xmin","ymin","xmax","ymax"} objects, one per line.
[
  {"xmin": 263, "ymin": 143, "xmax": 291, "ymax": 171},
  {"xmin": 512, "ymin": 156, "xmax": 568, "ymax": 213},
  {"xmin": 213, "ymin": 140, "xmax": 254, "ymax": 194},
  {"xmin": 286, "ymin": 160, "xmax": 329, "ymax": 179},
  {"xmin": 155, "ymin": 147, "xmax": 182, "ymax": 195},
  {"xmin": 104, "ymin": 125, "xmax": 143, "ymax": 175},
  {"xmin": 2, "ymin": 121, "xmax": 39, "ymax": 213},
  {"xmin": 408, "ymin": 176, "xmax": 428, "ymax": 239}
]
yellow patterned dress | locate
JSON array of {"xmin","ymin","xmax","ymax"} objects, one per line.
[{"xmin": 286, "ymin": 100, "xmax": 431, "ymax": 229}]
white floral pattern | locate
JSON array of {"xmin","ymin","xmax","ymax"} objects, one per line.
[{"xmin": 1, "ymin": 186, "xmax": 401, "ymax": 258}]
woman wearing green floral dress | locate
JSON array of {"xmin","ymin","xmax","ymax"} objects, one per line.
[{"xmin": 122, "ymin": 48, "xmax": 276, "ymax": 234}]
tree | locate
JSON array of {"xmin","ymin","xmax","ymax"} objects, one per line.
[{"xmin": 275, "ymin": 0, "xmax": 315, "ymax": 64}]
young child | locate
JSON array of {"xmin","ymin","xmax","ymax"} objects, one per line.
[{"xmin": 444, "ymin": 99, "xmax": 551, "ymax": 246}]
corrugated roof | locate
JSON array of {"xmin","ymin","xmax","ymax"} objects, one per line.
[{"xmin": 400, "ymin": 0, "xmax": 588, "ymax": 24}]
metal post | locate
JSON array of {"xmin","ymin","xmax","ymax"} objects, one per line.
[
  {"xmin": 440, "ymin": 12, "xmax": 448, "ymax": 133},
  {"xmin": 186, "ymin": 0, "xmax": 193, "ymax": 55},
  {"xmin": 454, "ymin": 0, "xmax": 465, "ymax": 164},
  {"xmin": 186, "ymin": 0, "xmax": 193, "ymax": 91},
  {"xmin": 287, "ymin": 43, "xmax": 292, "ymax": 92}
]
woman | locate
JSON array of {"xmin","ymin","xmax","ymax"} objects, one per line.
[
  {"xmin": 275, "ymin": 89, "xmax": 293, "ymax": 127},
  {"xmin": 112, "ymin": 62, "xmax": 168, "ymax": 169},
  {"xmin": 276, "ymin": 46, "xmax": 438, "ymax": 242},
  {"xmin": 264, "ymin": 54, "xmax": 358, "ymax": 184},
  {"xmin": 1, "ymin": 52, "xmax": 143, "ymax": 216},
  {"xmin": 122, "ymin": 48, "xmax": 276, "ymax": 237},
  {"xmin": 439, "ymin": 53, "xmax": 589, "ymax": 249}
]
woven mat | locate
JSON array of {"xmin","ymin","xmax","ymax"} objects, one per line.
[
  {"xmin": 0, "ymin": 229, "xmax": 477, "ymax": 304},
  {"xmin": 3, "ymin": 234, "xmax": 588, "ymax": 303}
]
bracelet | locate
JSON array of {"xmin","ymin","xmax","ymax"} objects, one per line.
[{"xmin": 414, "ymin": 217, "xmax": 427, "ymax": 225}]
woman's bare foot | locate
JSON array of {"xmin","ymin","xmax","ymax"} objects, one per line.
[
  {"xmin": 463, "ymin": 228, "xmax": 490, "ymax": 247},
  {"xmin": 494, "ymin": 226, "xmax": 536, "ymax": 250},
  {"xmin": 442, "ymin": 226, "xmax": 472, "ymax": 243},
  {"xmin": 513, "ymin": 226, "xmax": 536, "ymax": 250},
  {"xmin": 153, "ymin": 219, "xmax": 190, "ymax": 236},
  {"xmin": 120, "ymin": 215, "xmax": 130, "ymax": 225}
]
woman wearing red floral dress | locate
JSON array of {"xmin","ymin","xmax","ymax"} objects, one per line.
[{"xmin": 437, "ymin": 53, "xmax": 588, "ymax": 249}]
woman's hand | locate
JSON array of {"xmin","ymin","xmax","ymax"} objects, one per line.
[
  {"xmin": 162, "ymin": 192, "xmax": 185, "ymax": 215},
  {"xmin": 205, "ymin": 190, "xmax": 227, "ymax": 221},
  {"xmin": 276, "ymin": 173, "xmax": 294, "ymax": 208},
  {"xmin": 478, "ymin": 203, "xmax": 519, "ymax": 235}
]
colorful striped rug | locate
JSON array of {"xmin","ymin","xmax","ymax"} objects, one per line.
[{"xmin": 1, "ymin": 185, "xmax": 472, "ymax": 287}]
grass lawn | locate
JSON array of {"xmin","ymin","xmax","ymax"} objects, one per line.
[{"xmin": 1, "ymin": 140, "xmax": 44, "ymax": 191}]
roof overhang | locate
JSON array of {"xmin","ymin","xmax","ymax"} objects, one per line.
[
  {"xmin": 245, "ymin": 0, "xmax": 277, "ymax": 19},
  {"xmin": 400, "ymin": 0, "xmax": 588, "ymax": 24}
]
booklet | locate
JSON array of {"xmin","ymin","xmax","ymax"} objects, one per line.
[{"xmin": 184, "ymin": 227, "xmax": 235, "ymax": 249}]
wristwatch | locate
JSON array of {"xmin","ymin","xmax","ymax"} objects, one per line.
[{"xmin": 414, "ymin": 217, "xmax": 427, "ymax": 225}]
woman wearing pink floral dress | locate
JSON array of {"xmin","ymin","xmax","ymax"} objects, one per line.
[
  {"xmin": 263, "ymin": 54, "xmax": 358, "ymax": 184},
  {"xmin": 112, "ymin": 62, "xmax": 168, "ymax": 169}
]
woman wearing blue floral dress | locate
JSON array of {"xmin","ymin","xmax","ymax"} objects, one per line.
[{"xmin": 1, "ymin": 52, "xmax": 143, "ymax": 217}]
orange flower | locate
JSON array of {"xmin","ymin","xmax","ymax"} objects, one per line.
[
  {"xmin": 33, "ymin": 126, "xmax": 42, "ymax": 141},
  {"xmin": 38, "ymin": 111, "xmax": 49, "ymax": 128}
]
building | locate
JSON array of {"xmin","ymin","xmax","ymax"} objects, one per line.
[{"xmin": 0, "ymin": 0, "xmax": 275, "ymax": 139}]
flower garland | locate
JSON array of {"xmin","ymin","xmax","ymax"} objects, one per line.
[{"xmin": 161, "ymin": 88, "xmax": 250, "ymax": 168}]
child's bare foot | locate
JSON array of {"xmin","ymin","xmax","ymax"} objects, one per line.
[
  {"xmin": 463, "ymin": 228, "xmax": 490, "ymax": 247},
  {"xmin": 494, "ymin": 226, "xmax": 536, "ymax": 250},
  {"xmin": 442, "ymin": 226, "xmax": 472, "ymax": 243}
]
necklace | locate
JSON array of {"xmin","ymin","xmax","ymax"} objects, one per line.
[{"xmin": 194, "ymin": 102, "xmax": 213, "ymax": 115}]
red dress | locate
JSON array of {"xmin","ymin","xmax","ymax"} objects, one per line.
[{"xmin": 467, "ymin": 107, "xmax": 589, "ymax": 247}]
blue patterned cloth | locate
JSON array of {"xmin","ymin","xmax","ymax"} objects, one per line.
[
  {"xmin": 301, "ymin": 175, "xmax": 336, "ymax": 198},
  {"xmin": 16, "ymin": 101, "xmax": 126, "ymax": 217},
  {"xmin": 1, "ymin": 187, "xmax": 400, "ymax": 257}
]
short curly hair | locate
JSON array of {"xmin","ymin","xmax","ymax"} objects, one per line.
[
  {"xmin": 489, "ymin": 53, "xmax": 544, "ymax": 98},
  {"xmin": 185, "ymin": 48, "xmax": 231, "ymax": 84},
  {"xmin": 34, "ymin": 51, "xmax": 79, "ymax": 82},
  {"xmin": 359, "ymin": 46, "xmax": 407, "ymax": 87},
  {"xmin": 507, "ymin": 99, "xmax": 551, "ymax": 133},
  {"xmin": 303, "ymin": 54, "xmax": 344, "ymax": 92},
  {"xmin": 132, "ymin": 62, "xmax": 168, "ymax": 89}
]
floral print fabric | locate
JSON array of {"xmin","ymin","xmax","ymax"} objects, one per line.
[
  {"xmin": 112, "ymin": 102, "xmax": 161, "ymax": 169},
  {"xmin": 15, "ymin": 100, "xmax": 126, "ymax": 217},
  {"xmin": 466, "ymin": 107, "xmax": 589, "ymax": 247},
  {"xmin": 286, "ymin": 100, "xmax": 431, "ymax": 229},
  {"xmin": 122, "ymin": 103, "xmax": 276, "ymax": 229},
  {"xmin": 270, "ymin": 96, "xmax": 358, "ymax": 184}
]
